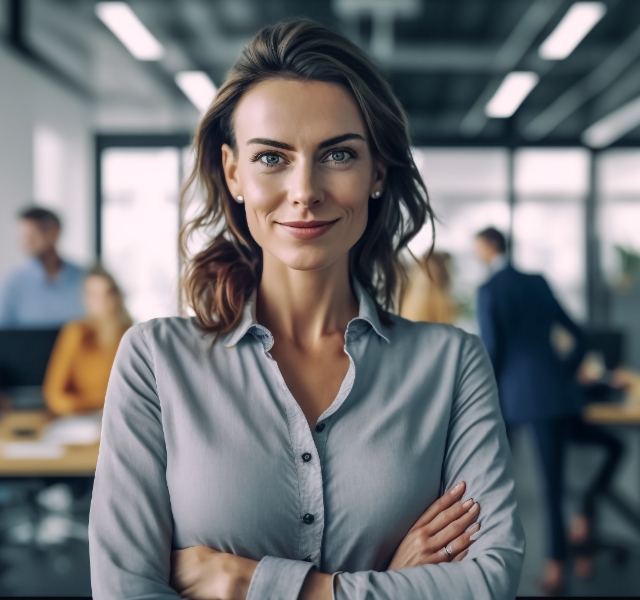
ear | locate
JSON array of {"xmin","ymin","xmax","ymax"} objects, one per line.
[
  {"xmin": 221, "ymin": 143, "xmax": 241, "ymax": 198},
  {"xmin": 370, "ymin": 158, "xmax": 387, "ymax": 196}
]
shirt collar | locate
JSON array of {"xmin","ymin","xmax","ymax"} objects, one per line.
[
  {"xmin": 223, "ymin": 280, "xmax": 390, "ymax": 349},
  {"xmin": 488, "ymin": 253, "xmax": 508, "ymax": 275},
  {"xmin": 28, "ymin": 257, "xmax": 72, "ymax": 284}
]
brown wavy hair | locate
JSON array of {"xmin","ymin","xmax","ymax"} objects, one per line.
[{"xmin": 180, "ymin": 19, "xmax": 434, "ymax": 336}]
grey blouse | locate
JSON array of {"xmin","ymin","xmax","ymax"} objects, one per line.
[{"xmin": 89, "ymin": 284, "xmax": 525, "ymax": 600}]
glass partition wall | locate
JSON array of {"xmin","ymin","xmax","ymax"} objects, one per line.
[
  {"xmin": 410, "ymin": 149, "xmax": 510, "ymax": 332},
  {"xmin": 597, "ymin": 150, "xmax": 640, "ymax": 367},
  {"xmin": 96, "ymin": 135, "xmax": 191, "ymax": 324},
  {"xmin": 512, "ymin": 148, "xmax": 590, "ymax": 320}
]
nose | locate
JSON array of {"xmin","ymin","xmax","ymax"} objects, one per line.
[{"xmin": 288, "ymin": 159, "xmax": 323, "ymax": 208}]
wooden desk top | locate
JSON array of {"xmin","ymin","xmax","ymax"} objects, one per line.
[
  {"xmin": 584, "ymin": 402, "xmax": 640, "ymax": 425},
  {"xmin": 0, "ymin": 410, "xmax": 99, "ymax": 477}
]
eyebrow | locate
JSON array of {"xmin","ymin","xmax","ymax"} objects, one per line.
[{"xmin": 246, "ymin": 133, "xmax": 366, "ymax": 151}]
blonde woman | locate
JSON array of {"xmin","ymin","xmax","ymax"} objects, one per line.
[
  {"xmin": 401, "ymin": 251, "xmax": 457, "ymax": 324},
  {"xmin": 43, "ymin": 266, "xmax": 132, "ymax": 415}
]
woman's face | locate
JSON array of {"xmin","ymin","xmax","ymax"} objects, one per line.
[
  {"xmin": 222, "ymin": 78, "xmax": 386, "ymax": 272},
  {"xmin": 85, "ymin": 276, "xmax": 119, "ymax": 319}
]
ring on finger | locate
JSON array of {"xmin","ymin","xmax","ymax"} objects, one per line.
[{"xmin": 444, "ymin": 544, "xmax": 453, "ymax": 556}]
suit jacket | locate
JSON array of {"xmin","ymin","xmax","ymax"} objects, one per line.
[{"xmin": 477, "ymin": 265, "xmax": 586, "ymax": 423}]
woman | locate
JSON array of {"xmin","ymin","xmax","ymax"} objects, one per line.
[
  {"xmin": 43, "ymin": 266, "xmax": 132, "ymax": 415},
  {"xmin": 89, "ymin": 20, "xmax": 524, "ymax": 600},
  {"xmin": 401, "ymin": 251, "xmax": 458, "ymax": 324}
]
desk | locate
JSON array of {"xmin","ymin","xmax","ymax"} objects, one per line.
[
  {"xmin": 584, "ymin": 401, "xmax": 640, "ymax": 533},
  {"xmin": 0, "ymin": 411, "xmax": 99, "ymax": 477},
  {"xmin": 584, "ymin": 402, "xmax": 640, "ymax": 425}
]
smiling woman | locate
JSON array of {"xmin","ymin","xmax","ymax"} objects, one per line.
[{"xmin": 89, "ymin": 19, "xmax": 525, "ymax": 600}]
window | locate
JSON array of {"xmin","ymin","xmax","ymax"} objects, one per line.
[
  {"xmin": 411, "ymin": 149, "xmax": 510, "ymax": 330},
  {"xmin": 512, "ymin": 148, "xmax": 590, "ymax": 320},
  {"xmin": 100, "ymin": 146, "xmax": 183, "ymax": 323}
]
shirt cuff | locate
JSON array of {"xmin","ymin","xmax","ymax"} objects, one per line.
[{"xmin": 246, "ymin": 556, "xmax": 315, "ymax": 600}]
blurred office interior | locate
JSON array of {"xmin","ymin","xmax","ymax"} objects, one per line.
[{"xmin": 1, "ymin": 0, "xmax": 640, "ymax": 596}]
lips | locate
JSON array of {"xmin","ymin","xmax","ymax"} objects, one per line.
[{"xmin": 277, "ymin": 219, "xmax": 339, "ymax": 240}]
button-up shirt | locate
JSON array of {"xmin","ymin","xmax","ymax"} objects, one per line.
[
  {"xmin": 488, "ymin": 253, "xmax": 509, "ymax": 277},
  {"xmin": 89, "ymin": 283, "xmax": 525, "ymax": 600},
  {"xmin": 0, "ymin": 258, "xmax": 85, "ymax": 327}
]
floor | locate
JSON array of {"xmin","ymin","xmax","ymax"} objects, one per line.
[
  {"xmin": 0, "ymin": 427, "xmax": 637, "ymax": 598},
  {"xmin": 514, "ymin": 425, "xmax": 640, "ymax": 597}
]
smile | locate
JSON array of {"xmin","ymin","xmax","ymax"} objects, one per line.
[{"xmin": 277, "ymin": 219, "xmax": 340, "ymax": 240}]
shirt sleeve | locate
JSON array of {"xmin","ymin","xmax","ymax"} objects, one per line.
[
  {"xmin": 246, "ymin": 556, "xmax": 314, "ymax": 600},
  {"xmin": 334, "ymin": 333, "xmax": 526, "ymax": 600},
  {"xmin": 43, "ymin": 324, "xmax": 84, "ymax": 416},
  {"xmin": 540, "ymin": 276, "xmax": 587, "ymax": 375},
  {"xmin": 89, "ymin": 323, "xmax": 180, "ymax": 600}
]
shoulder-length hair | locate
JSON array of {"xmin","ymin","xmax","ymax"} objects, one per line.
[
  {"xmin": 180, "ymin": 19, "xmax": 434, "ymax": 335},
  {"xmin": 84, "ymin": 265, "xmax": 133, "ymax": 330}
]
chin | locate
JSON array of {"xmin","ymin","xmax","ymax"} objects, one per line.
[{"xmin": 274, "ymin": 246, "xmax": 345, "ymax": 272}]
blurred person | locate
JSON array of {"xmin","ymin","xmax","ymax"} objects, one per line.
[
  {"xmin": 401, "ymin": 251, "xmax": 457, "ymax": 324},
  {"xmin": 0, "ymin": 207, "xmax": 84, "ymax": 328},
  {"xmin": 475, "ymin": 227, "xmax": 622, "ymax": 592},
  {"xmin": 43, "ymin": 266, "xmax": 132, "ymax": 416},
  {"xmin": 90, "ymin": 21, "xmax": 524, "ymax": 600}
]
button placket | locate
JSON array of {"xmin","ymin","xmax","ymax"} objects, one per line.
[
  {"xmin": 260, "ymin": 328, "xmax": 361, "ymax": 569},
  {"xmin": 265, "ymin": 354, "xmax": 326, "ymax": 568}
]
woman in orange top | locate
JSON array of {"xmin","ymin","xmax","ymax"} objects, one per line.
[
  {"xmin": 401, "ymin": 251, "xmax": 458, "ymax": 324},
  {"xmin": 43, "ymin": 266, "xmax": 132, "ymax": 415}
]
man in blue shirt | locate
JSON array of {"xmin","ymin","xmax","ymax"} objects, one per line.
[{"xmin": 0, "ymin": 207, "xmax": 85, "ymax": 328}]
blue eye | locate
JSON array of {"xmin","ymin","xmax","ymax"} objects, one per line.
[
  {"xmin": 260, "ymin": 154, "xmax": 282, "ymax": 166},
  {"xmin": 325, "ymin": 150, "xmax": 355, "ymax": 164}
]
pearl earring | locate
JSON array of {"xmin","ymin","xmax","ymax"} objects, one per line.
[
  {"xmin": 236, "ymin": 195, "xmax": 244, "ymax": 203},
  {"xmin": 371, "ymin": 190, "xmax": 381, "ymax": 199}
]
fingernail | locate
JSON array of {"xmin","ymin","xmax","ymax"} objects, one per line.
[
  {"xmin": 462, "ymin": 498, "xmax": 473, "ymax": 509},
  {"xmin": 451, "ymin": 482, "xmax": 464, "ymax": 494},
  {"xmin": 469, "ymin": 523, "xmax": 480, "ymax": 532},
  {"xmin": 468, "ymin": 502, "xmax": 479, "ymax": 514},
  {"xmin": 470, "ymin": 530, "xmax": 481, "ymax": 541}
]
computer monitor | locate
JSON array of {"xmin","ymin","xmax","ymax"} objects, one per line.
[
  {"xmin": 585, "ymin": 329, "xmax": 624, "ymax": 370},
  {"xmin": 0, "ymin": 329, "xmax": 60, "ymax": 388}
]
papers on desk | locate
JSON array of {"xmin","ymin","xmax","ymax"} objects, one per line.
[
  {"xmin": 0, "ymin": 412, "xmax": 102, "ymax": 460},
  {"xmin": 2, "ymin": 442, "xmax": 65, "ymax": 459},
  {"xmin": 41, "ymin": 412, "xmax": 102, "ymax": 445}
]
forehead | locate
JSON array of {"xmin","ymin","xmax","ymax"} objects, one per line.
[
  {"xmin": 19, "ymin": 219, "xmax": 46, "ymax": 233},
  {"xmin": 232, "ymin": 78, "xmax": 368, "ymax": 145}
]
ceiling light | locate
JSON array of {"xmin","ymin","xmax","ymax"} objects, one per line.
[
  {"xmin": 539, "ymin": 2, "xmax": 606, "ymax": 60},
  {"xmin": 485, "ymin": 72, "xmax": 539, "ymax": 118},
  {"xmin": 175, "ymin": 72, "xmax": 217, "ymax": 113},
  {"xmin": 95, "ymin": 2, "xmax": 164, "ymax": 61},
  {"xmin": 582, "ymin": 96, "xmax": 640, "ymax": 148}
]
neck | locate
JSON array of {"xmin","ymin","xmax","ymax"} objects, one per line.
[
  {"xmin": 257, "ymin": 253, "xmax": 358, "ymax": 348},
  {"xmin": 89, "ymin": 314, "xmax": 125, "ymax": 345},
  {"xmin": 38, "ymin": 248, "xmax": 62, "ymax": 279}
]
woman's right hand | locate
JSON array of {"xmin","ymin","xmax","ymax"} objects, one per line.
[{"xmin": 388, "ymin": 481, "xmax": 480, "ymax": 570}]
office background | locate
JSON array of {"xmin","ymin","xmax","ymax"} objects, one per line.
[{"xmin": 1, "ymin": 0, "xmax": 640, "ymax": 596}]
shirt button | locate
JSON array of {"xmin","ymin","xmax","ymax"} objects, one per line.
[
  {"xmin": 302, "ymin": 513, "xmax": 315, "ymax": 525},
  {"xmin": 302, "ymin": 452, "xmax": 312, "ymax": 462},
  {"xmin": 315, "ymin": 423, "xmax": 326, "ymax": 433}
]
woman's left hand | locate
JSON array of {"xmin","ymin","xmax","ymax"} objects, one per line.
[{"xmin": 170, "ymin": 546, "xmax": 258, "ymax": 600}]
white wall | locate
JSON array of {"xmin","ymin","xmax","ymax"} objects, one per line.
[{"xmin": 0, "ymin": 44, "xmax": 93, "ymax": 277}]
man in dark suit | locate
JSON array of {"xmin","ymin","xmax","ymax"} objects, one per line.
[{"xmin": 475, "ymin": 227, "xmax": 587, "ymax": 593}]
